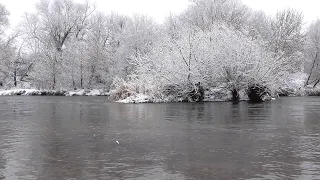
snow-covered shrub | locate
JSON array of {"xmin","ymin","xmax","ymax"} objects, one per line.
[
  {"xmin": 275, "ymin": 72, "xmax": 307, "ymax": 96},
  {"xmin": 109, "ymin": 76, "xmax": 155, "ymax": 101},
  {"xmin": 305, "ymin": 88, "xmax": 320, "ymax": 96},
  {"xmin": 112, "ymin": 23, "xmax": 296, "ymax": 103}
]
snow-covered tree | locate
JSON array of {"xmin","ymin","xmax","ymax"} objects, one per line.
[
  {"xmin": 21, "ymin": 0, "xmax": 95, "ymax": 89},
  {"xmin": 0, "ymin": 33, "xmax": 33, "ymax": 88},
  {"xmin": 246, "ymin": 10, "xmax": 271, "ymax": 42},
  {"xmin": 269, "ymin": 9, "xmax": 305, "ymax": 71},
  {"xmin": 0, "ymin": 3, "xmax": 9, "ymax": 36},
  {"xmin": 111, "ymin": 1, "xmax": 305, "ymax": 102},
  {"xmin": 0, "ymin": 0, "xmax": 308, "ymax": 101},
  {"xmin": 0, "ymin": 4, "xmax": 10, "ymax": 86},
  {"xmin": 122, "ymin": 23, "xmax": 286, "ymax": 101},
  {"xmin": 305, "ymin": 19, "xmax": 320, "ymax": 87},
  {"xmin": 183, "ymin": 0, "xmax": 251, "ymax": 30},
  {"xmin": 0, "ymin": 37, "xmax": 15, "ymax": 86},
  {"xmin": 77, "ymin": 12, "xmax": 114, "ymax": 89}
]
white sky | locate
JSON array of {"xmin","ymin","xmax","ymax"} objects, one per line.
[
  {"xmin": 1, "ymin": 0, "xmax": 320, "ymax": 31},
  {"xmin": 1, "ymin": 0, "xmax": 190, "ymax": 30},
  {"xmin": 242, "ymin": 0, "xmax": 320, "ymax": 24}
]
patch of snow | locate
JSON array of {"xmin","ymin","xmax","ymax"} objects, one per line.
[
  {"xmin": 67, "ymin": 89, "xmax": 86, "ymax": 96},
  {"xmin": 23, "ymin": 89, "xmax": 41, "ymax": 95},
  {"xmin": 100, "ymin": 91, "xmax": 110, "ymax": 96},
  {"xmin": 86, "ymin": 89, "xmax": 101, "ymax": 96},
  {"xmin": 0, "ymin": 89, "xmax": 41, "ymax": 96},
  {"xmin": 117, "ymin": 94, "xmax": 151, "ymax": 103},
  {"xmin": 0, "ymin": 90, "xmax": 13, "ymax": 96},
  {"xmin": 67, "ymin": 89, "xmax": 109, "ymax": 96},
  {"xmin": 0, "ymin": 88, "xmax": 110, "ymax": 96}
]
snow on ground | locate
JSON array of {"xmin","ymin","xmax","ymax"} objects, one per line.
[
  {"xmin": 67, "ymin": 89, "xmax": 108, "ymax": 96},
  {"xmin": 0, "ymin": 89, "xmax": 41, "ymax": 96},
  {"xmin": 67, "ymin": 89, "xmax": 86, "ymax": 96},
  {"xmin": 117, "ymin": 94, "xmax": 151, "ymax": 103},
  {"xmin": 116, "ymin": 87, "xmax": 233, "ymax": 103},
  {"xmin": 0, "ymin": 73, "xmax": 316, "ymax": 103},
  {"xmin": 86, "ymin": 89, "xmax": 102, "ymax": 96},
  {"xmin": 0, "ymin": 88, "xmax": 109, "ymax": 96}
]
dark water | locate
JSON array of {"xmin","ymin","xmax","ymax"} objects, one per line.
[{"xmin": 0, "ymin": 97, "xmax": 320, "ymax": 180}]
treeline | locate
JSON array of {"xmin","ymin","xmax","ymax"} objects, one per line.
[
  {"xmin": 1, "ymin": 0, "xmax": 158, "ymax": 90},
  {"xmin": 0, "ymin": 0, "xmax": 320, "ymax": 101}
]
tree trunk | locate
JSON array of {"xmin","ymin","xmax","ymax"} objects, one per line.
[
  {"xmin": 305, "ymin": 51, "xmax": 318, "ymax": 86},
  {"xmin": 14, "ymin": 68, "xmax": 17, "ymax": 87},
  {"xmin": 88, "ymin": 65, "xmax": 95, "ymax": 87},
  {"xmin": 80, "ymin": 63, "xmax": 83, "ymax": 89},
  {"xmin": 72, "ymin": 78, "xmax": 76, "ymax": 90},
  {"xmin": 313, "ymin": 79, "xmax": 320, "ymax": 88},
  {"xmin": 52, "ymin": 56, "xmax": 58, "ymax": 90},
  {"xmin": 52, "ymin": 74, "xmax": 56, "ymax": 90},
  {"xmin": 231, "ymin": 89, "xmax": 239, "ymax": 101}
]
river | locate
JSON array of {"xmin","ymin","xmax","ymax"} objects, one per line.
[{"xmin": 0, "ymin": 96, "xmax": 320, "ymax": 180}]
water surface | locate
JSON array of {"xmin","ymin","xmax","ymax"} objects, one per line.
[{"xmin": 0, "ymin": 96, "xmax": 320, "ymax": 180}]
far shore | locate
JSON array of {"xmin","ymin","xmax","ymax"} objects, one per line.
[
  {"xmin": 1, "ymin": 87, "xmax": 320, "ymax": 104},
  {"xmin": 0, "ymin": 89, "xmax": 110, "ymax": 97}
]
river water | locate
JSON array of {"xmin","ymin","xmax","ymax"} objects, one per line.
[{"xmin": 0, "ymin": 96, "xmax": 320, "ymax": 180}]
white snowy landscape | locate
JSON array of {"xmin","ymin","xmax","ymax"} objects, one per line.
[{"xmin": 1, "ymin": 0, "xmax": 320, "ymax": 103}]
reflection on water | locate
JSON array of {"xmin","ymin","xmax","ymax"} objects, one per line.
[{"xmin": 1, "ymin": 96, "xmax": 320, "ymax": 179}]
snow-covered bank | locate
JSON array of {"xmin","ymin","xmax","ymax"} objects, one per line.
[
  {"xmin": 116, "ymin": 88, "xmax": 320, "ymax": 104},
  {"xmin": 305, "ymin": 88, "xmax": 320, "ymax": 96},
  {"xmin": 67, "ymin": 89, "xmax": 109, "ymax": 96},
  {"xmin": 1, "ymin": 72, "xmax": 317, "ymax": 103},
  {"xmin": 111, "ymin": 72, "xmax": 318, "ymax": 104},
  {"xmin": 115, "ymin": 87, "xmax": 249, "ymax": 104},
  {"xmin": 276, "ymin": 72, "xmax": 307, "ymax": 96},
  {"xmin": 117, "ymin": 94, "xmax": 153, "ymax": 103},
  {"xmin": 0, "ymin": 89, "xmax": 110, "ymax": 96},
  {"xmin": 1, "ymin": 86, "xmax": 319, "ymax": 103}
]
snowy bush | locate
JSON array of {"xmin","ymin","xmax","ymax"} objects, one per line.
[{"xmin": 111, "ymin": 23, "xmax": 298, "ymax": 102}]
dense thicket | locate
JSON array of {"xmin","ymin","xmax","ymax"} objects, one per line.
[{"xmin": 0, "ymin": 0, "xmax": 317, "ymax": 101}]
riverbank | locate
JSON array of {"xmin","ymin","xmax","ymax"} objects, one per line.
[
  {"xmin": 1, "ymin": 86, "xmax": 319, "ymax": 103},
  {"xmin": 0, "ymin": 89, "xmax": 110, "ymax": 96},
  {"xmin": 0, "ymin": 87, "xmax": 249, "ymax": 102},
  {"xmin": 115, "ymin": 87, "xmax": 246, "ymax": 103},
  {"xmin": 114, "ymin": 84, "xmax": 320, "ymax": 103}
]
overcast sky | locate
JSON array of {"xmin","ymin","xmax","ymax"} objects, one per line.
[
  {"xmin": 2, "ymin": 0, "xmax": 320, "ymax": 30},
  {"xmin": 242, "ymin": 0, "xmax": 320, "ymax": 24}
]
